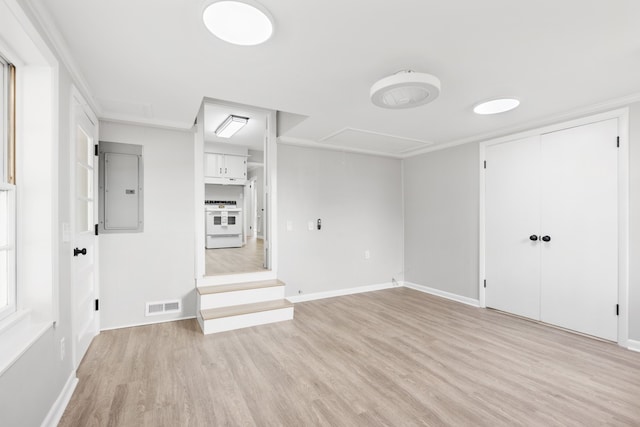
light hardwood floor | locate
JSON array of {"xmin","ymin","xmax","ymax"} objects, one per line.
[
  {"xmin": 60, "ymin": 288, "xmax": 640, "ymax": 426},
  {"xmin": 205, "ymin": 237, "xmax": 266, "ymax": 276}
]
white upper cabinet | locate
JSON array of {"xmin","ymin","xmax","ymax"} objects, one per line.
[
  {"xmin": 223, "ymin": 154, "xmax": 247, "ymax": 179},
  {"xmin": 204, "ymin": 153, "xmax": 247, "ymax": 182}
]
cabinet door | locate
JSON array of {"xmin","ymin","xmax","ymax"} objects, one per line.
[
  {"xmin": 485, "ymin": 136, "xmax": 542, "ymax": 320},
  {"xmin": 204, "ymin": 153, "xmax": 222, "ymax": 178},
  {"xmin": 539, "ymin": 119, "xmax": 618, "ymax": 341},
  {"xmin": 223, "ymin": 155, "xmax": 246, "ymax": 179}
]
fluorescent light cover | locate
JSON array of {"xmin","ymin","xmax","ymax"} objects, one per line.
[
  {"xmin": 473, "ymin": 98, "xmax": 520, "ymax": 115},
  {"xmin": 215, "ymin": 115, "xmax": 249, "ymax": 138},
  {"xmin": 203, "ymin": 1, "xmax": 273, "ymax": 46}
]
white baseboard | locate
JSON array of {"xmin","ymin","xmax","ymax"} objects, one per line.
[
  {"xmin": 41, "ymin": 371, "xmax": 78, "ymax": 427},
  {"xmin": 627, "ymin": 339, "xmax": 640, "ymax": 352},
  {"xmin": 100, "ymin": 316, "xmax": 196, "ymax": 332},
  {"xmin": 403, "ymin": 281, "xmax": 480, "ymax": 307},
  {"xmin": 287, "ymin": 282, "xmax": 399, "ymax": 303}
]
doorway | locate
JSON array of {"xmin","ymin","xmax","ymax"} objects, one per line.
[{"xmin": 195, "ymin": 99, "xmax": 277, "ymax": 284}]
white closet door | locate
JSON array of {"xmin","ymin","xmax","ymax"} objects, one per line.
[
  {"xmin": 485, "ymin": 136, "xmax": 541, "ymax": 320},
  {"xmin": 539, "ymin": 119, "xmax": 618, "ymax": 341}
]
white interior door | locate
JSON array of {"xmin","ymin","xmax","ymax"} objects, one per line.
[
  {"xmin": 485, "ymin": 136, "xmax": 542, "ymax": 320},
  {"xmin": 539, "ymin": 119, "xmax": 618, "ymax": 341},
  {"xmin": 72, "ymin": 99, "xmax": 99, "ymax": 368}
]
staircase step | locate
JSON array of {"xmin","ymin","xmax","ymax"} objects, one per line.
[
  {"xmin": 197, "ymin": 280, "xmax": 286, "ymax": 310},
  {"xmin": 198, "ymin": 299, "xmax": 294, "ymax": 334},
  {"xmin": 197, "ymin": 279, "xmax": 284, "ymax": 295},
  {"xmin": 201, "ymin": 299, "xmax": 293, "ymax": 320}
]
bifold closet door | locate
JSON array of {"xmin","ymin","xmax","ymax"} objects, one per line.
[
  {"xmin": 539, "ymin": 119, "xmax": 618, "ymax": 341},
  {"xmin": 485, "ymin": 136, "xmax": 541, "ymax": 320}
]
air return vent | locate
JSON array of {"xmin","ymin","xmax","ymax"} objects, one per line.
[{"xmin": 145, "ymin": 300, "xmax": 181, "ymax": 316}]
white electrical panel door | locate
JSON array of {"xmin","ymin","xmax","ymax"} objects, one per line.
[
  {"xmin": 104, "ymin": 152, "xmax": 140, "ymax": 230},
  {"xmin": 539, "ymin": 119, "xmax": 618, "ymax": 341},
  {"xmin": 224, "ymin": 155, "xmax": 247, "ymax": 179},
  {"xmin": 485, "ymin": 136, "xmax": 542, "ymax": 321}
]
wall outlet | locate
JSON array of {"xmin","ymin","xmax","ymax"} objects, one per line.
[
  {"xmin": 60, "ymin": 337, "xmax": 65, "ymax": 361},
  {"xmin": 364, "ymin": 250, "xmax": 370, "ymax": 259}
]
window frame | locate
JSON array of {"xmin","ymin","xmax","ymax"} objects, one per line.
[{"xmin": 0, "ymin": 55, "xmax": 16, "ymax": 322}]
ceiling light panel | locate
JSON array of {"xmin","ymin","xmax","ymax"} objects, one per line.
[
  {"xmin": 202, "ymin": 1, "xmax": 273, "ymax": 46},
  {"xmin": 473, "ymin": 98, "xmax": 520, "ymax": 115},
  {"xmin": 215, "ymin": 115, "xmax": 249, "ymax": 138}
]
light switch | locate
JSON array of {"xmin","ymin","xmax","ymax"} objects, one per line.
[
  {"xmin": 308, "ymin": 221, "xmax": 314, "ymax": 231},
  {"xmin": 286, "ymin": 220, "xmax": 293, "ymax": 231}
]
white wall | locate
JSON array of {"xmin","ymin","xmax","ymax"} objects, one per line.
[
  {"xmin": 204, "ymin": 183, "xmax": 243, "ymax": 202},
  {"xmin": 278, "ymin": 144, "xmax": 403, "ymax": 296},
  {"xmin": 403, "ymin": 143, "xmax": 479, "ymax": 300},
  {"xmin": 99, "ymin": 122, "xmax": 195, "ymax": 329}
]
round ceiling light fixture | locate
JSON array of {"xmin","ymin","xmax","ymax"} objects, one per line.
[
  {"xmin": 370, "ymin": 70, "xmax": 441, "ymax": 109},
  {"xmin": 473, "ymin": 98, "xmax": 520, "ymax": 115},
  {"xmin": 202, "ymin": 0, "xmax": 274, "ymax": 46}
]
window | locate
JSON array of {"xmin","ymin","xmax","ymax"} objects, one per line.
[{"xmin": 0, "ymin": 55, "xmax": 16, "ymax": 321}]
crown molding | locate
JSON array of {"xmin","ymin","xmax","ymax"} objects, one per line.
[
  {"xmin": 99, "ymin": 113, "xmax": 195, "ymax": 133},
  {"xmin": 277, "ymin": 136, "xmax": 404, "ymax": 159},
  {"xmin": 20, "ymin": 0, "xmax": 102, "ymax": 116},
  {"xmin": 401, "ymin": 91, "xmax": 640, "ymax": 158}
]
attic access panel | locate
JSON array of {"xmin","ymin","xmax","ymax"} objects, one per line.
[{"xmin": 98, "ymin": 141, "xmax": 144, "ymax": 233}]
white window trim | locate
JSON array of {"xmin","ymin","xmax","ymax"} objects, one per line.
[
  {"xmin": 0, "ymin": 0, "xmax": 59, "ymax": 375},
  {"xmin": 0, "ymin": 183, "xmax": 16, "ymax": 322}
]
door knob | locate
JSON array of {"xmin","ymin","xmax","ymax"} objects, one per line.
[
  {"xmin": 529, "ymin": 235, "xmax": 538, "ymax": 241},
  {"xmin": 74, "ymin": 247, "xmax": 87, "ymax": 256},
  {"xmin": 541, "ymin": 235, "xmax": 551, "ymax": 242}
]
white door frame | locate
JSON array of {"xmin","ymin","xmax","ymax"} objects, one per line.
[
  {"xmin": 479, "ymin": 108, "xmax": 629, "ymax": 347},
  {"xmin": 70, "ymin": 86, "xmax": 100, "ymax": 367}
]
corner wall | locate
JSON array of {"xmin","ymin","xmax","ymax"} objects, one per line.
[
  {"xmin": 403, "ymin": 143, "xmax": 480, "ymax": 300},
  {"xmin": 98, "ymin": 122, "xmax": 195, "ymax": 329}
]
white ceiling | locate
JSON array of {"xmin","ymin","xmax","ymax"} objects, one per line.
[{"xmin": 33, "ymin": 0, "xmax": 640, "ymax": 157}]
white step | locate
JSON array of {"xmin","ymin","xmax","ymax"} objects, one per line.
[
  {"xmin": 197, "ymin": 279, "xmax": 285, "ymax": 310},
  {"xmin": 197, "ymin": 299, "xmax": 294, "ymax": 335}
]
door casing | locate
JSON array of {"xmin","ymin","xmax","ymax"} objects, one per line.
[{"xmin": 479, "ymin": 108, "xmax": 629, "ymax": 346}]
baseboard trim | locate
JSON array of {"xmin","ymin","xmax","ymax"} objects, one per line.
[
  {"xmin": 403, "ymin": 282, "xmax": 481, "ymax": 307},
  {"xmin": 100, "ymin": 316, "xmax": 196, "ymax": 332},
  {"xmin": 287, "ymin": 282, "xmax": 399, "ymax": 303},
  {"xmin": 627, "ymin": 339, "xmax": 640, "ymax": 352},
  {"xmin": 41, "ymin": 371, "xmax": 78, "ymax": 427}
]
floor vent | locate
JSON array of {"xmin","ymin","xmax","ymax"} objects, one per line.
[{"xmin": 145, "ymin": 300, "xmax": 181, "ymax": 316}]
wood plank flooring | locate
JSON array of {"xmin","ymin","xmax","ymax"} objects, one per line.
[
  {"xmin": 205, "ymin": 237, "xmax": 266, "ymax": 276},
  {"xmin": 59, "ymin": 288, "xmax": 640, "ymax": 426}
]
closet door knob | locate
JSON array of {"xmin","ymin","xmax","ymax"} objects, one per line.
[
  {"xmin": 529, "ymin": 235, "xmax": 538, "ymax": 241},
  {"xmin": 541, "ymin": 235, "xmax": 551, "ymax": 242}
]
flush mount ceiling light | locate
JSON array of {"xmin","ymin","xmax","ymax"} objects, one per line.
[
  {"xmin": 215, "ymin": 115, "xmax": 249, "ymax": 138},
  {"xmin": 473, "ymin": 98, "xmax": 520, "ymax": 115},
  {"xmin": 370, "ymin": 70, "xmax": 441, "ymax": 109},
  {"xmin": 202, "ymin": 0, "xmax": 273, "ymax": 46}
]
